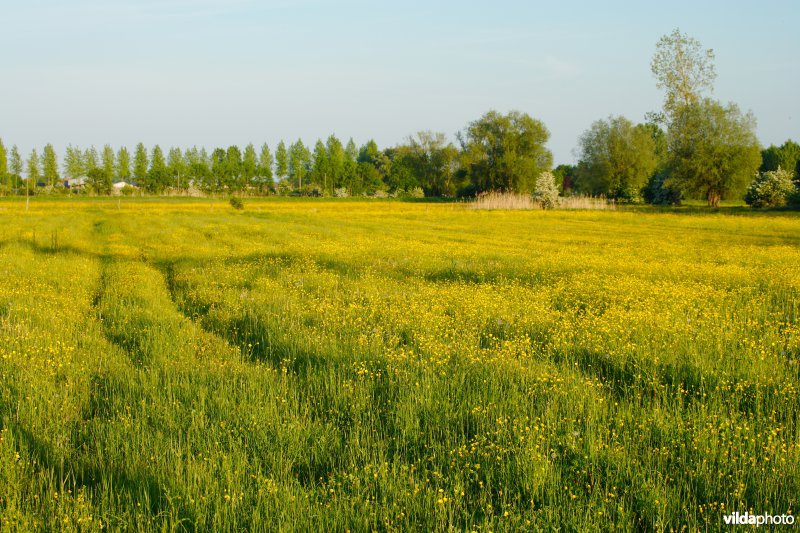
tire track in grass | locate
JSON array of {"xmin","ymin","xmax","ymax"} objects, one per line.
[
  {"xmin": 97, "ymin": 257, "xmax": 354, "ymax": 529},
  {"xmin": 0, "ymin": 240, "xmax": 198, "ymax": 530}
]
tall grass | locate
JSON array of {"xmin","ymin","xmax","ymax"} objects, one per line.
[
  {"xmin": 0, "ymin": 197, "xmax": 797, "ymax": 530},
  {"xmin": 470, "ymin": 191, "xmax": 615, "ymax": 210}
]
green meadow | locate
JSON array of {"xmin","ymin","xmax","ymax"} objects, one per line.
[{"xmin": 0, "ymin": 198, "xmax": 798, "ymax": 531}]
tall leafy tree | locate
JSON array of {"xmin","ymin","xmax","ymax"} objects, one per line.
[
  {"xmin": 257, "ymin": 143, "xmax": 274, "ymax": 191},
  {"xmin": 275, "ymin": 141, "xmax": 288, "ymax": 182},
  {"xmin": 311, "ymin": 140, "xmax": 329, "ymax": 191},
  {"xmin": 760, "ymin": 140, "xmax": 800, "ymax": 177},
  {"xmin": 357, "ymin": 139, "xmax": 391, "ymax": 191},
  {"xmin": 225, "ymin": 146, "xmax": 243, "ymax": 190},
  {"xmin": 575, "ymin": 116, "xmax": 658, "ymax": 200},
  {"xmin": 242, "ymin": 144, "xmax": 258, "ymax": 190},
  {"xmin": 147, "ymin": 145, "xmax": 168, "ymax": 193},
  {"xmin": 10, "ymin": 146, "xmax": 23, "ymax": 187},
  {"xmin": 102, "ymin": 144, "xmax": 115, "ymax": 182},
  {"xmin": 211, "ymin": 148, "xmax": 227, "ymax": 192},
  {"xmin": 63, "ymin": 145, "xmax": 85, "ymax": 180},
  {"xmin": 393, "ymin": 132, "xmax": 460, "ymax": 196},
  {"xmin": 42, "ymin": 144, "xmax": 59, "ymax": 187},
  {"xmin": 288, "ymin": 140, "xmax": 310, "ymax": 190},
  {"xmin": 27, "ymin": 149, "xmax": 41, "ymax": 191},
  {"xmin": 460, "ymin": 110, "xmax": 552, "ymax": 193},
  {"xmin": 0, "ymin": 139, "xmax": 8, "ymax": 190},
  {"xmin": 133, "ymin": 143, "xmax": 149, "ymax": 185},
  {"xmin": 666, "ymin": 98, "xmax": 760, "ymax": 207},
  {"xmin": 326, "ymin": 135, "xmax": 345, "ymax": 192},
  {"xmin": 167, "ymin": 147, "xmax": 187, "ymax": 190},
  {"xmin": 116, "ymin": 147, "xmax": 131, "ymax": 181},
  {"xmin": 86, "ymin": 168, "xmax": 112, "ymax": 195},
  {"xmin": 342, "ymin": 138, "xmax": 358, "ymax": 191},
  {"xmin": 651, "ymin": 28, "xmax": 716, "ymax": 118},
  {"xmin": 84, "ymin": 146, "xmax": 100, "ymax": 172},
  {"xmin": 187, "ymin": 147, "xmax": 212, "ymax": 191}
]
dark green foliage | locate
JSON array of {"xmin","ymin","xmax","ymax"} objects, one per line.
[
  {"xmin": 760, "ymin": 140, "xmax": 800, "ymax": 177},
  {"xmin": 145, "ymin": 145, "xmax": 168, "ymax": 193},
  {"xmin": 225, "ymin": 146, "xmax": 243, "ymax": 191},
  {"xmin": 460, "ymin": 110, "xmax": 552, "ymax": 194},
  {"xmin": 275, "ymin": 141, "xmax": 288, "ymax": 181},
  {"xmin": 665, "ymin": 99, "xmax": 761, "ymax": 207},
  {"xmin": 575, "ymin": 116, "xmax": 658, "ymax": 201},
  {"xmin": 133, "ymin": 143, "xmax": 148, "ymax": 186},
  {"xmin": 102, "ymin": 145, "xmax": 115, "ymax": 184},
  {"xmin": 552, "ymin": 164, "xmax": 576, "ymax": 192},
  {"xmin": 229, "ymin": 196, "xmax": 244, "ymax": 210},
  {"xmin": 644, "ymin": 169, "xmax": 682, "ymax": 205},
  {"xmin": 86, "ymin": 167, "xmax": 112, "ymax": 195},
  {"xmin": 390, "ymin": 132, "xmax": 461, "ymax": 197}
]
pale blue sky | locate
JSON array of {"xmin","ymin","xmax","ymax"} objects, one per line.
[{"xmin": 1, "ymin": 0, "xmax": 797, "ymax": 164}]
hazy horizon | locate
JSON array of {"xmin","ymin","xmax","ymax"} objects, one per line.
[{"xmin": 1, "ymin": 0, "xmax": 798, "ymax": 165}]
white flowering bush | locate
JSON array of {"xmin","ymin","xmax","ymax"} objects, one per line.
[
  {"xmin": 745, "ymin": 167, "xmax": 795, "ymax": 208},
  {"xmin": 334, "ymin": 187, "xmax": 350, "ymax": 198},
  {"xmin": 532, "ymin": 171, "xmax": 560, "ymax": 209}
]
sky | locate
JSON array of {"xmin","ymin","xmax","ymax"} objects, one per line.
[{"xmin": 1, "ymin": 0, "xmax": 798, "ymax": 165}]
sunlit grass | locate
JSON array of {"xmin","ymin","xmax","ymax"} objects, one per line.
[{"xmin": 0, "ymin": 197, "xmax": 798, "ymax": 530}]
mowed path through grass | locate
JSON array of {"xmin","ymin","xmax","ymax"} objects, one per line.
[{"xmin": 0, "ymin": 198, "xmax": 798, "ymax": 531}]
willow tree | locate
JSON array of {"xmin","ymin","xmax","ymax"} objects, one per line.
[
  {"xmin": 43, "ymin": 144, "xmax": 60, "ymax": 187},
  {"xmin": 460, "ymin": 110, "xmax": 552, "ymax": 194},
  {"xmin": 575, "ymin": 116, "xmax": 658, "ymax": 200},
  {"xmin": 666, "ymin": 99, "xmax": 760, "ymax": 207}
]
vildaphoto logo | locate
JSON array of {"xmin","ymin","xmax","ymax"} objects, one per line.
[{"xmin": 723, "ymin": 511, "xmax": 795, "ymax": 527}]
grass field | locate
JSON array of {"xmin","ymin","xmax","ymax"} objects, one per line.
[{"xmin": 0, "ymin": 198, "xmax": 798, "ymax": 531}]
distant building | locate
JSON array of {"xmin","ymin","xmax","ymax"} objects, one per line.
[
  {"xmin": 64, "ymin": 176, "xmax": 87, "ymax": 189},
  {"xmin": 112, "ymin": 181, "xmax": 138, "ymax": 195}
]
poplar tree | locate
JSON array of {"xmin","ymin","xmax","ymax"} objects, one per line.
[
  {"xmin": 84, "ymin": 146, "xmax": 100, "ymax": 172},
  {"xmin": 27, "ymin": 149, "xmax": 41, "ymax": 205},
  {"xmin": 242, "ymin": 143, "xmax": 258, "ymax": 190},
  {"xmin": 42, "ymin": 144, "xmax": 60, "ymax": 187},
  {"xmin": 133, "ymin": 143, "xmax": 149, "ymax": 186},
  {"xmin": 64, "ymin": 145, "xmax": 85, "ymax": 180},
  {"xmin": 0, "ymin": 139, "xmax": 8, "ymax": 190},
  {"xmin": 148, "ymin": 145, "xmax": 167, "ymax": 193},
  {"xmin": 10, "ymin": 146, "xmax": 23, "ymax": 186},
  {"xmin": 258, "ymin": 143, "xmax": 274, "ymax": 191},
  {"xmin": 116, "ymin": 147, "xmax": 131, "ymax": 181},
  {"xmin": 275, "ymin": 141, "xmax": 288, "ymax": 181},
  {"xmin": 0, "ymin": 139, "xmax": 6, "ymax": 174},
  {"xmin": 167, "ymin": 147, "xmax": 187, "ymax": 190},
  {"xmin": 226, "ymin": 146, "xmax": 243, "ymax": 191},
  {"xmin": 326, "ymin": 135, "xmax": 345, "ymax": 191},
  {"xmin": 102, "ymin": 144, "xmax": 115, "ymax": 182},
  {"xmin": 312, "ymin": 140, "xmax": 329, "ymax": 192},
  {"xmin": 289, "ymin": 139, "xmax": 310, "ymax": 190}
]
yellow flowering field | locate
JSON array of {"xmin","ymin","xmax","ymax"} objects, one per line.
[{"xmin": 0, "ymin": 198, "xmax": 798, "ymax": 530}]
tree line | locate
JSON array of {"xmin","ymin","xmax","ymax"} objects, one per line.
[
  {"xmin": 0, "ymin": 29, "xmax": 797, "ymax": 207},
  {"xmin": 0, "ymin": 110, "xmax": 551, "ymax": 199}
]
